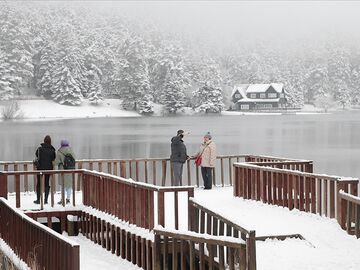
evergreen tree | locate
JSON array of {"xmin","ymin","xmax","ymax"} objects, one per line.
[
  {"xmin": 38, "ymin": 45, "xmax": 55, "ymax": 97},
  {"xmin": 0, "ymin": 50, "xmax": 13, "ymax": 100},
  {"xmin": 87, "ymin": 65, "xmax": 103, "ymax": 105},
  {"xmin": 162, "ymin": 73, "xmax": 186, "ymax": 114},
  {"xmin": 0, "ymin": 4, "xmax": 33, "ymax": 97},
  {"xmin": 114, "ymin": 35, "xmax": 151, "ymax": 111},
  {"xmin": 137, "ymin": 94, "xmax": 154, "ymax": 115},
  {"xmin": 193, "ymin": 85, "xmax": 224, "ymax": 113},
  {"xmin": 52, "ymin": 66, "xmax": 82, "ymax": 105}
]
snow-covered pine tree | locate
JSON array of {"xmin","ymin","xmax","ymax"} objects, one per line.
[
  {"xmin": 0, "ymin": 4, "xmax": 33, "ymax": 97},
  {"xmin": 192, "ymin": 57, "xmax": 224, "ymax": 113},
  {"xmin": 115, "ymin": 35, "xmax": 151, "ymax": 111},
  {"xmin": 328, "ymin": 47, "xmax": 351, "ymax": 109},
  {"xmin": 87, "ymin": 65, "xmax": 103, "ymax": 105},
  {"xmin": 162, "ymin": 72, "xmax": 186, "ymax": 114},
  {"xmin": 137, "ymin": 94, "xmax": 154, "ymax": 115},
  {"xmin": 0, "ymin": 50, "xmax": 13, "ymax": 100},
  {"xmin": 52, "ymin": 65, "xmax": 82, "ymax": 105},
  {"xmin": 38, "ymin": 45, "xmax": 55, "ymax": 98}
]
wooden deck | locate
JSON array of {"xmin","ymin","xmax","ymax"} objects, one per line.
[{"xmin": 0, "ymin": 154, "xmax": 359, "ymax": 270}]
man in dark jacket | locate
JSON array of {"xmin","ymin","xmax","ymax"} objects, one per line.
[
  {"xmin": 34, "ymin": 135, "xmax": 56, "ymax": 204},
  {"xmin": 170, "ymin": 130, "xmax": 188, "ymax": 186}
]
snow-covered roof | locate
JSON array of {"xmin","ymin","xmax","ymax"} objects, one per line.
[
  {"xmin": 231, "ymin": 83, "xmax": 284, "ymax": 97},
  {"xmin": 246, "ymin": 84, "xmax": 270, "ymax": 93}
]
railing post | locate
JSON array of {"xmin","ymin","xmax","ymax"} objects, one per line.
[
  {"xmin": 158, "ymin": 191, "xmax": 165, "ymax": 227},
  {"xmin": 0, "ymin": 173, "xmax": 8, "ymax": 199},
  {"xmin": 336, "ymin": 182, "xmax": 346, "ymax": 229},
  {"xmin": 246, "ymin": 230, "xmax": 257, "ymax": 270},
  {"xmin": 153, "ymin": 234, "xmax": 161, "ymax": 270}
]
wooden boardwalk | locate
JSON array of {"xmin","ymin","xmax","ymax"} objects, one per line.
[{"xmin": 0, "ymin": 154, "xmax": 359, "ymax": 270}]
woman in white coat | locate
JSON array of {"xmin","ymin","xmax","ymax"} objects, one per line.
[{"xmin": 195, "ymin": 132, "xmax": 217, "ymax": 189}]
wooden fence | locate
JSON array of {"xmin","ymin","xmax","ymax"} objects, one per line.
[
  {"xmin": 338, "ymin": 191, "xmax": 360, "ymax": 238},
  {"xmin": 153, "ymin": 227, "xmax": 247, "ymax": 270},
  {"xmin": 0, "ymin": 170, "xmax": 83, "ymax": 209},
  {"xmin": 0, "ymin": 198, "xmax": 80, "ymax": 270},
  {"xmin": 82, "ymin": 170, "xmax": 194, "ymax": 230},
  {"xmin": 80, "ymin": 210, "xmax": 154, "ymax": 270},
  {"xmin": 0, "ymin": 155, "xmax": 312, "ymax": 191},
  {"xmin": 189, "ymin": 199, "xmax": 256, "ymax": 270},
  {"xmin": 234, "ymin": 162, "xmax": 359, "ymax": 220}
]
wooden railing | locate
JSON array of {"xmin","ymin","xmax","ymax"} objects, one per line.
[
  {"xmin": 153, "ymin": 226, "xmax": 249, "ymax": 270},
  {"xmin": 82, "ymin": 170, "xmax": 194, "ymax": 230},
  {"xmin": 234, "ymin": 163, "xmax": 359, "ymax": 220},
  {"xmin": 189, "ymin": 198, "xmax": 256, "ymax": 270},
  {"xmin": 0, "ymin": 198, "xmax": 80, "ymax": 270},
  {"xmin": 0, "ymin": 154, "xmax": 313, "ymax": 191},
  {"xmin": 0, "ymin": 170, "xmax": 83, "ymax": 209},
  {"xmin": 338, "ymin": 191, "xmax": 360, "ymax": 238},
  {"xmin": 249, "ymin": 161, "xmax": 313, "ymax": 173},
  {"xmin": 79, "ymin": 209, "xmax": 154, "ymax": 270}
]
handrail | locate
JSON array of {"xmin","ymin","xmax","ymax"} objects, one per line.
[
  {"xmin": 338, "ymin": 190, "xmax": 360, "ymax": 238},
  {"xmin": 0, "ymin": 198, "xmax": 80, "ymax": 270},
  {"xmin": 234, "ymin": 162, "xmax": 357, "ymax": 182},
  {"xmin": 189, "ymin": 197, "xmax": 251, "ymax": 237}
]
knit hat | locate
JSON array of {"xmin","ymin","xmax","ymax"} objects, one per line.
[
  {"xmin": 204, "ymin": 132, "xmax": 212, "ymax": 140},
  {"xmin": 177, "ymin": 129, "xmax": 184, "ymax": 136},
  {"xmin": 60, "ymin": 139, "xmax": 69, "ymax": 147}
]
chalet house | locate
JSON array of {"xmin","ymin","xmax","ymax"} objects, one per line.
[{"xmin": 231, "ymin": 83, "xmax": 287, "ymax": 111}]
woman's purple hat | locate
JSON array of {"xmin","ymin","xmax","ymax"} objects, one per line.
[{"xmin": 61, "ymin": 139, "xmax": 69, "ymax": 147}]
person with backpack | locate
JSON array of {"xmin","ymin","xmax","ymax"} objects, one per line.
[
  {"xmin": 55, "ymin": 139, "xmax": 76, "ymax": 204},
  {"xmin": 33, "ymin": 135, "xmax": 56, "ymax": 204}
]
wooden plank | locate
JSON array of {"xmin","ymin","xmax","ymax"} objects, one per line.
[
  {"xmin": 330, "ymin": 180, "xmax": 335, "ymax": 218},
  {"xmin": 355, "ymin": 205, "xmax": 360, "ymax": 238},
  {"xmin": 346, "ymin": 201, "xmax": 352, "ymax": 234},
  {"xmin": 172, "ymin": 237, "xmax": 178, "ymax": 270}
]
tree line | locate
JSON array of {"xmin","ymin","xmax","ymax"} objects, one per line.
[{"xmin": 1, "ymin": 2, "xmax": 360, "ymax": 114}]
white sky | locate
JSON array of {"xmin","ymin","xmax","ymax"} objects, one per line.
[{"xmin": 86, "ymin": 1, "xmax": 360, "ymax": 42}]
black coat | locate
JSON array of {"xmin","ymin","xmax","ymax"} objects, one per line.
[
  {"xmin": 35, "ymin": 143, "xmax": 56, "ymax": 170},
  {"xmin": 170, "ymin": 135, "xmax": 188, "ymax": 163}
]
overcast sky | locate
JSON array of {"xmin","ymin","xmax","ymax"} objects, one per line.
[{"xmin": 82, "ymin": 1, "xmax": 360, "ymax": 44}]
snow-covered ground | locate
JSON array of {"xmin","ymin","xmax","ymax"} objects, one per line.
[
  {"xmin": 194, "ymin": 187, "xmax": 360, "ymax": 270},
  {"xmin": 65, "ymin": 234, "xmax": 141, "ymax": 270},
  {"xmin": 0, "ymin": 99, "xmax": 330, "ymax": 122},
  {"xmin": 0, "ymin": 99, "xmax": 140, "ymax": 121},
  {"xmin": 7, "ymin": 187, "xmax": 360, "ymax": 270}
]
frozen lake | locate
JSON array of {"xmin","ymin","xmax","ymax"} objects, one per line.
[{"xmin": 1, "ymin": 112, "xmax": 360, "ymax": 179}]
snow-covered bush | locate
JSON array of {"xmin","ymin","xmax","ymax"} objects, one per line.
[{"xmin": 1, "ymin": 101, "xmax": 23, "ymax": 120}]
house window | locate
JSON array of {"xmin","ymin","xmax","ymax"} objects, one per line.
[
  {"xmin": 250, "ymin": 93, "xmax": 257, "ymax": 99},
  {"xmin": 280, "ymin": 93, "xmax": 285, "ymax": 98},
  {"xmin": 241, "ymin": 104, "xmax": 250, "ymax": 110},
  {"xmin": 260, "ymin": 93, "xmax": 266, "ymax": 99},
  {"xmin": 268, "ymin": 93, "xmax": 277, "ymax": 98},
  {"xmin": 235, "ymin": 93, "xmax": 241, "ymax": 99}
]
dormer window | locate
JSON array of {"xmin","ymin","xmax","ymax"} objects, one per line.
[
  {"xmin": 260, "ymin": 93, "xmax": 266, "ymax": 99},
  {"xmin": 235, "ymin": 93, "xmax": 241, "ymax": 99},
  {"xmin": 250, "ymin": 93, "xmax": 256, "ymax": 99}
]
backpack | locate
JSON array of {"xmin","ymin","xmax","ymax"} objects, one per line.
[{"xmin": 60, "ymin": 151, "xmax": 75, "ymax": 169}]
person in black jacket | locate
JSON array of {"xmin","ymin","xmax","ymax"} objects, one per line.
[
  {"xmin": 33, "ymin": 135, "xmax": 56, "ymax": 204},
  {"xmin": 170, "ymin": 130, "xmax": 189, "ymax": 186}
]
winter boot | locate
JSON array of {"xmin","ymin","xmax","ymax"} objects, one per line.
[{"xmin": 33, "ymin": 184, "xmax": 41, "ymax": 204}]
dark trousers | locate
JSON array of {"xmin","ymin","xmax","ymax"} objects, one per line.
[
  {"xmin": 36, "ymin": 174, "xmax": 51, "ymax": 202},
  {"xmin": 172, "ymin": 161, "xmax": 184, "ymax": 186},
  {"xmin": 201, "ymin": 167, "xmax": 213, "ymax": 189}
]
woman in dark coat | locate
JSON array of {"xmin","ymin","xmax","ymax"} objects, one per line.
[{"xmin": 33, "ymin": 135, "xmax": 56, "ymax": 204}]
